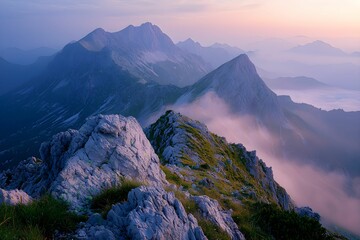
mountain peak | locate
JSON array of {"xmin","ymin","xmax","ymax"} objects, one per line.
[
  {"xmin": 188, "ymin": 54, "xmax": 285, "ymax": 123},
  {"xmin": 139, "ymin": 21, "xmax": 156, "ymax": 29},
  {"xmin": 177, "ymin": 38, "xmax": 202, "ymax": 48},
  {"xmin": 226, "ymin": 54, "xmax": 257, "ymax": 74}
]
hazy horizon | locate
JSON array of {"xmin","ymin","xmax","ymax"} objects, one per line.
[{"xmin": 1, "ymin": 0, "xmax": 359, "ymax": 51}]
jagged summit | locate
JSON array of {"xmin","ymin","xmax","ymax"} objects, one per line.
[
  {"xmin": 79, "ymin": 22, "xmax": 174, "ymax": 52},
  {"xmin": 220, "ymin": 53, "xmax": 257, "ymax": 74},
  {"xmin": 178, "ymin": 38, "xmax": 202, "ymax": 47},
  {"xmin": 75, "ymin": 22, "xmax": 211, "ymax": 86}
]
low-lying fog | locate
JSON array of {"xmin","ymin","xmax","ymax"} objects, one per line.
[{"xmin": 163, "ymin": 92, "xmax": 360, "ymax": 236}]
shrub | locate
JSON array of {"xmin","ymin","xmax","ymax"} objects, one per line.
[
  {"xmin": 91, "ymin": 179, "xmax": 142, "ymax": 217},
  {"xmin": 0, "ymin": 195, "xmax": 85, "ymax": 239},
  {"xmin": 251, "ymin": 203, "xmax": 332, "ymax": 240}
]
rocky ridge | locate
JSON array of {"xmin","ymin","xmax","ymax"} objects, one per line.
[
  {"xmin": 0, "ymin": 112, "xmax": 326, "ymax": 239},
  {"xmin": 146, "ymin": 110, "xmax": 293, "ymax": 210}
]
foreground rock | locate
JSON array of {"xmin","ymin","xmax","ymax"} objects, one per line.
[
  {"xmin": 77, "ymin": 186, "xmax": 207, "ymax": 240},
  {"xmin": 0, "ymin": 188, "xmax": 32, "ymax": 205},
  {"xmin": 0, "ymin": 114, "xmax": 167, "ymax": 211},
  {"xmin": 193, "ymin": 195, "xmax": 245, "ymax": 240}
]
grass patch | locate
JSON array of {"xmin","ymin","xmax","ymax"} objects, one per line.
[
  {"xmin": 197, "ymin": 218, "xmax": 231, "ymax": 240},
  {"xmin": 90, "ymin": 179, "xmax": 142, "ymax": 217},
  {"xmin": 230, "ymin": 202, "xmax": 334, "ymax": 240},
  {"xmin": 174, "ymin": 190, "xmax": 198, "ymax": 215},
  {"xmin": 161, "ymin": 166, "xmax": 192, "ymax": 189},
  {"xmin": 0, "ymin": 195, "xmax": 85, "ymax": 239}
]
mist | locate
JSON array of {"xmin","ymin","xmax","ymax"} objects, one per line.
[
  {"xmin": 272, "ymin": 88, "xmax": 360, "ymax": 112},
  {"xmin": 247, "ymin": 44, "xmax": 360, "ymax": 91},
  {"xmin": 163, "ymin": 92, "xmax": 360, "ymax": 236}
]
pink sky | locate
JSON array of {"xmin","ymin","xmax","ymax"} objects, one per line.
[{"xmin": 0, "ymin": 0, "xmax": 359, "ymax": 50}]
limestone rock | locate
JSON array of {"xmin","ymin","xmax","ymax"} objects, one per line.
[
  {"xmin": 241, "ymin": 145, "xmax": 294, "ymax": 210},
  {"xmin": 78, "ymin": 186, "xmax": 207, "ymax": 240},
  {"xmin": 192, "ymin": 195, "xmax": 245, "ymax": 240},
  {"xmin": 1, "ymin": 114, "xmax": 167, "ymax": 211},
  {"xmin": 0, "ymin": 188, "xmax": 32, "ymax": 205}
]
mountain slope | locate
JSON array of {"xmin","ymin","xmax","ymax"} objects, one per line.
[
  {"xmin": 181, "ymin": 54, "xmax": 286, "ymax": 126},
  {"xmin": 278, "ymin": 96, "xmax": 360, "ymax": 176},
  {"xmin": 79, "ymin": 22, "xmax": 212, "ymax": 87},
  {"xmin": 0, "ymin": 56, "xmax": 52, "ymax": 95},
  {"xmin": 0, "ymin": 41, "xmax": 185, "ymax": 169},
  {"xmin": 146, "ymin": 110, "xmax": 293, "ymax": 211},
  {"xmin": 175, "ymin": 54, "xmax": 360, "ymax": 177}
]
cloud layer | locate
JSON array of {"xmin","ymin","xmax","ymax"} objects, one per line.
[{"xmin": 167, "ymin": 92, "xmax": 360, "ymax": 235}]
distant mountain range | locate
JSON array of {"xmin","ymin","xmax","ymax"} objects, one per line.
[
  {"xmin": 264, "ymin": 76, "xmax": 329, "ymax": 90},
  {"xmin": 0, "ymin": 23, "xmax": 359, "ymax": 180},
  {"xmin": 0, "ymin": 47, "xmax": 58, "ymax": 65},
  {"xmin": 177, "ymin": 38, "xmax": 244, "ymax": 68},
  {"xmin": 288, "ymin": 40, "xmax": 347, "ymax": 56}
]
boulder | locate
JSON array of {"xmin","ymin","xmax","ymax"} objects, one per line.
[
  {"xmin": 1, "ymin": 114, "xmax": 167, "ymax": 211},
  {"xmin": 192, "ymin": 195, "xmax": 245, "ymax": 240},
  {"xmin": 77, "ymin": 186, "xmax": 207, "ymax": 240}
]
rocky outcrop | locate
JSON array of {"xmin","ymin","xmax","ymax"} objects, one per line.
[
  {"xmin": 1, "ymin": 114, "xmax": 167, "ymax": 211},
  {"xmin": 295, "ymin": 206, "xmax": 321, "ymax": 221},
  {"xmin": 147, "ymin": 110, "xmax": 294, "ymax": 211},
  {"xmin": 77, "ymin": 186, "xmax": 207, "ymax": 240},
  {"xmin": 146, "ymin": 110, "xmax": 211, "ymax": 167},
  {"xmin": 241, "ymin": 146, "xmax": 294, "ymax": 210},
  {"xmin": 193, "ymin": 195, "xmax": 245, "ymax": 240},
  {"xmin": 0, "ymin": 188, "xmax": 32, "ymax": 205}
]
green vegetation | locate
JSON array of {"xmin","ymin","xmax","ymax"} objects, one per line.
[
  {"xmin": 252, "ymin": 203, "xmax": 331, "ymax": 240},
  {"xmin": 160, "ymin": 166, "xmax": 192, "ymax": 189},
  {"xmin": 90, "ymin": 179, "xmax": 142, "ymax": 217},
  {"xmin": 0, "ymin": 195, "xmax": 85, "ymax": 240},
  {"xmin": 173, "ymin": 190, "xmax": 197, "ymax": 214},
  {"xmin": 231, "ymin": 202, "xmax": 333, "ymax": 240},
  {"xmin": 198, "ymin": 218, "xmax": 231, "ymax": 240}
]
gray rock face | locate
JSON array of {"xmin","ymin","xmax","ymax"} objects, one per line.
[
  {"xmin": 145, "ymin": 110, "xmax": 212, "ymax": 167},
  {"xmin": 241, "ymin": 145, "xmax": 294, "ymax": 210},
  {"xmin": 1, "ymin": 114, "xmax": 167, "ymax": 211},
  {"xmin": 193, "ymin": 195, "xmax": 245, "ymax": 240},
  {"xmin": 295, "ymin": 206, "xmax": 321, "ymax": 221},
  {"xmin": 77, "ymin": 186, "xmax": 207, "ymax": 240},
  {"xmin": 0, "ymin": 188, "xmax": 32, "ymax": 205}
]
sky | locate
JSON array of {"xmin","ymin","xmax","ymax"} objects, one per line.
[{"xmin": 0, "ymin": 0, "xmax": 359, "ymax": 51}]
